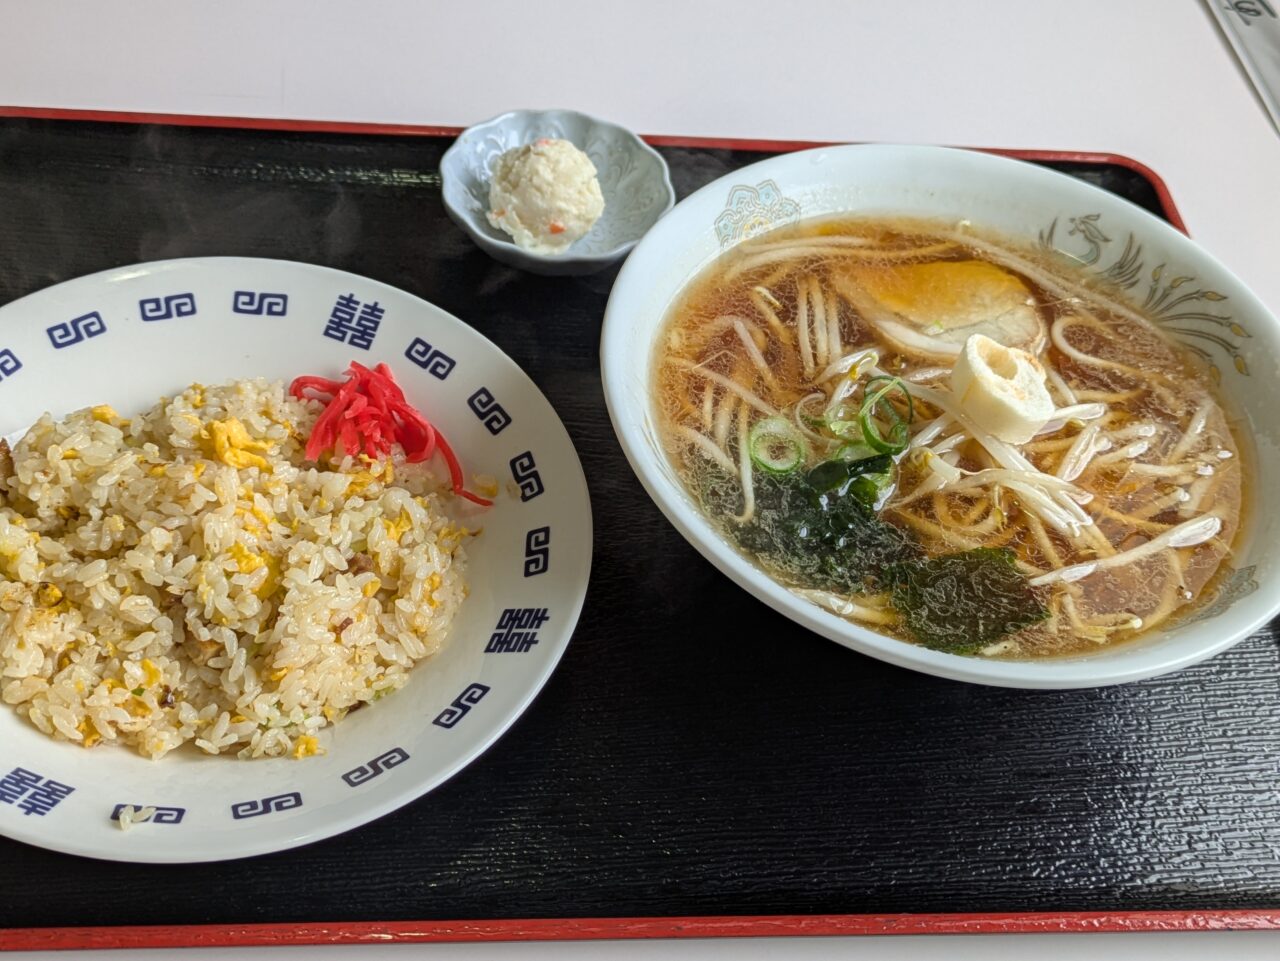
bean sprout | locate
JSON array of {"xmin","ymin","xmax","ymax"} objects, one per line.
[
  {"xmin": 671, "ymin": 359, "xmax": 780, "ymax": 417},
  {"xmin": 733, "ymin": 319, "xmax": 778, "ymax": 394},
  {"xmin": 674, "ymin": 426, "xmax": 735, "ymax": 473},
  {"xmin": 732, "ymin": 400, "xmax": 755, "ymax": 525},
  {"xmin": 1030, "ymin": 514, "xmax": 1222, "ymax": 586}
]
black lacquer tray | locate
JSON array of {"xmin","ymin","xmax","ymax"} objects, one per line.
[{"xmin": 0, "ymin": 109, "xmax": 1276, "ymax": 951}]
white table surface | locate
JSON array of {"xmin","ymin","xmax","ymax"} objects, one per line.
[{"xmin": 2, "ymin": 0, "xmax": 1279, "ymax": 958}]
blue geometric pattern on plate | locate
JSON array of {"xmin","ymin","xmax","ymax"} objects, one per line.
[
  {"xmin": 486, "ymin": 608, "xmax": 549, "ymax": 654},
  {"xmin": 405, "ymin": 337, "xmax": 456, "ymax": 379},
  {"xmin": 0, "ymin": 767, "xmax": 75, "ymax": 817},
  {"xmin": 509, "ymin": 451, "xmax": 544, "ymax": 501},
  {"xmin": 232, "ymin": 290, "xmax": 289, "ymax": 316},
  {"xmin": 110, "ymin": 803, "xmax": 185, "ymax": 825},
  {"xmin": 323, "ymin": 293, "xmax": 383, "ymax": 350},
  {"xmin": 0, "ymin": 348, "xmax": 22, "ymax": 380},
  {"xmin": 47, "ymin": 311, "xmax": 107, "ymax": 349},
  {"xmin": 467, "ymin": 387, "xmax": 511, "ymax": 435},
  {"xmin": 139, "ymin": 292, "xmax": 197, "ymax": 321},
  {"xmin": 342, "ymin": 747, "xmax": 411, "ymax": 787},
  {"xmin": 523, "ymin": 526, "xmax": 550, "ymax": 577},
  {"xmin": 432, "ymin": 683, "xmax": 491, "ymax": 728},
  {"xmin": 0, "ymin": 258, "xmax": 591, "ymax": 863},
  {"xmin": 230, "ymin": 791, "xmax": 303, "ymax": 820}
]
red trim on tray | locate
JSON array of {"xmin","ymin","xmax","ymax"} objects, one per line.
[
  {"xmin": 3, "ymin": 911, "xmax": 1280, "ymax": 950},
  {"xmin": 0, "ymin": 105, "xmax": 1188, "ymax": 235},
  {"xmin": 0, "ymin": 104, "xmax": 1206, "ymax": 951},
  {"xmin": 986, "ymin": 147, "xmax": 1189, "ymax": 235}
]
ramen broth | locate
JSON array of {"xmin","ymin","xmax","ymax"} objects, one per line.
[{"xmin": 654, "ymin": 217, "xmax": 1244, "ymax": 659}]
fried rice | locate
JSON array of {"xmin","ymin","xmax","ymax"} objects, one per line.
[{"xmin": 0, "ymin": 378, "xmax": 473, "ymax": 760}]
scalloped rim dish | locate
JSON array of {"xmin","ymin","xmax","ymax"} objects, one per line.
[{"xmin": 440, "ymin": 109, "xmax": 676, "ymax": 275}]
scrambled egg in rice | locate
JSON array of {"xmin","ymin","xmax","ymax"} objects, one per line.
[{"xmin": 0, "ymin": 378, "xmax": 474, "ymax": 760}]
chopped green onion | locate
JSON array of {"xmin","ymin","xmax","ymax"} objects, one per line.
[
  {"xmin": 847, "ymin": 476, "xmax": 880, "ymax": 506},
  {"xmin": 827, "ymin": 419, "xmax": 863, "ymax": 440},
  {"xmin": 835, "ymin": 441, "xmax": 879, "ymax": 462},
  {"xmin": 846, "ymin": 471, "xmax": 892, "ymax": 508},
  {"xmin": 796, "ymin": 393, "xmax": 828, "ymax": 429},
  {"xmin": 748, "ymin": 416, "xmax": 807, "ymax": 475},
  {"xmin": 859, "ymin": 376, "xmax": 913, "ymax": 455}
]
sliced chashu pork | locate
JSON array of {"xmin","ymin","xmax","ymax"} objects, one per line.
[{"xmin": 829, "ymin": 260, "xmax": 1046, "ymax": 360}]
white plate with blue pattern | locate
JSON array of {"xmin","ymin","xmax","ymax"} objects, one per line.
[{"xmin": 0, "ymin": 257, "xmax": 592, "ymax": 862}]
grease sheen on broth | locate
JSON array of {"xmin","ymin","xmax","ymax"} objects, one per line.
[{"xmin": 654, "ymin": 216, "xmax": 1245, "ymax": 659}]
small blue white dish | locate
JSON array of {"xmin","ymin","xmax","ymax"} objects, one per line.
[{"xmin": 440, "ymin": 109, "xmax": 676, "ymax": 276}]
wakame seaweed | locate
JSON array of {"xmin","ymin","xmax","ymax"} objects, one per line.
[
  {"xmin": 888, "ymin": 548, "xmax": 1049, "ymax": 654},
  {"xmin": 707, "ymin": 466, "xmax": 920, "ymax": 593},
  {"xmin": 701, "ymin": 467, "xmax": 1047, "ymax": 650}
]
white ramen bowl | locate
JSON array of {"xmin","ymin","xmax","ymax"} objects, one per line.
[{"xmin": 601, "ymin": 144, "xmax": 1280, "ymax": 689}]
